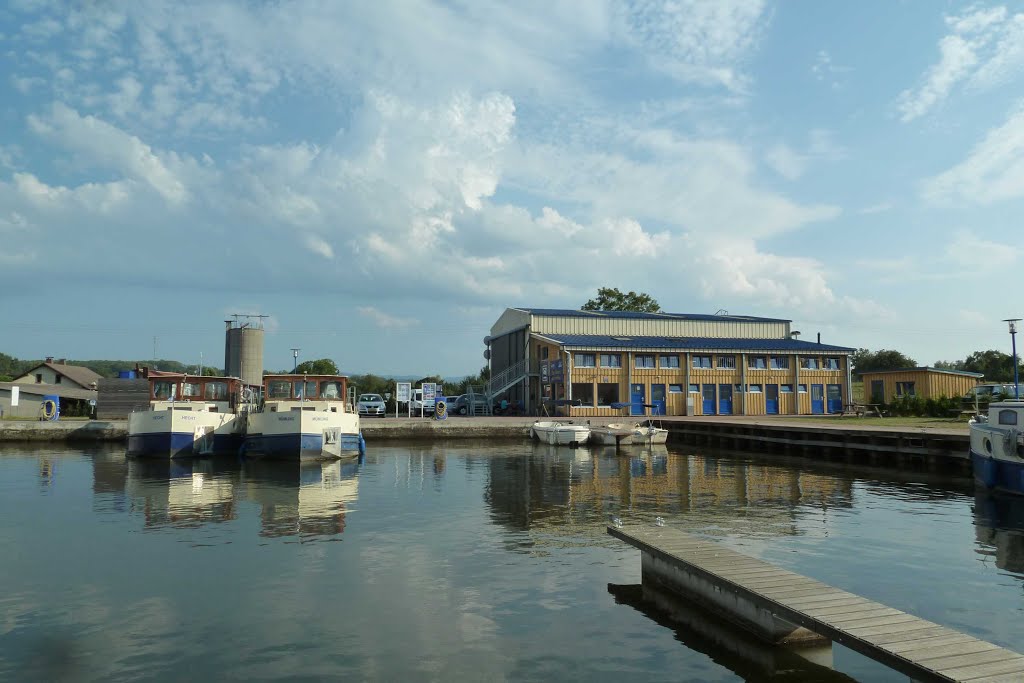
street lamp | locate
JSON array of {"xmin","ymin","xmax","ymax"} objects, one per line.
[
  {"xmin": 290, "ymin": 347, "xmax": 301, "ymax": 373},
  {"xmin": 1005, "ymin": 319, "xmax": 1021, "ymax": 400}
]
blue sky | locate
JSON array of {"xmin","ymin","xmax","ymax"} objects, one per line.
[{"xmin": 1, "ymin": 1, "xmax": 1023, "ymax": 377}]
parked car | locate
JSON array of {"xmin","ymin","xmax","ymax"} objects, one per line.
[
  {"xmin": 962, "ymin": 384, "xmax": 1021, "ymax": 405},
  {"xmin": 410, "ymin": 389, "xmax": 436, "ymax": 415},
  {"xmin": 448, "ymin": 394, "xmax": 470, "ymax": 415},
  {"xmin": 356, "ymin": 393, "xmax": 387, "ymax": 417}
]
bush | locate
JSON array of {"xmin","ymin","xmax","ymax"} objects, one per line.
[{"xmin": 885, "ymin": 394, "xmax": 959, "ymax": 417}]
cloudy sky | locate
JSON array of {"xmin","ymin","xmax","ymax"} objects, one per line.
[{"xmin": 2, "ymin": 1, "xmax": 1023, "ymax": 377}]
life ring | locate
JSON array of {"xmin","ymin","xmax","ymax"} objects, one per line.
[
  {"xmin": 435, "ymin": 399, "xmax": 447, "ymax": 419},
  {"xmin": 42, "ymin": 400, "xmax": 57, "ymax": 420}
]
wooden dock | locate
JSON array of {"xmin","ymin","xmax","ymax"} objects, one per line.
[{"xmin": 609, "ymin": 524, "xmax": 1024, "ymax": 682}]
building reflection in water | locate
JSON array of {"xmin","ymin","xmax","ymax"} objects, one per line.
[
  {"xmin": 974, "ymin": 490, "xmax": 1024, "ymax": 575},
  {"xmin": 485, "ymin": 444, "xmax": 853, "ymax": 537},
  {"xmin": 110, "ymin": 456, "xmax": 359, "ymax": 539}
]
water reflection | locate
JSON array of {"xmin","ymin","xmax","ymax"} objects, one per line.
[
  {"xmin": 107, "ymin": 456, "xmax": 361, "ymax": 539},
  {"xmin": 974, "ymin": 490, "xmax": 1024, "ymax": 575},
  {"xmin": 485, "ymin": 444, "xmax": 854, "ymax": 536}
]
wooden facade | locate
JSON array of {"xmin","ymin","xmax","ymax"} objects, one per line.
[{"xmin": 860, "ymin": 367, "xmax": 982, "ymax": 404}]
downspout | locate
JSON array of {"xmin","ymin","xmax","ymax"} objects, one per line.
[
  {"xmin": 524, "ymin": 331, "xmax": 531, "ymax": 415},
  {"xmin": 794, "ymin": 354, "xmax": 801, "ymax": 415},
  {"xmin": 684, "ymin": 352, "xmax": 691, "ymax": 416},
  {"xmin": 845, "ymin": 354, "xmax": 853, "ymax": 407},
  {"xmin": 741, "ymin": 352, "xmax": 747, "ymax": 415},
  {"xmin": 627, "ymin": 351, "xmax": 633, "ymax": 413},
  {"xmin": 566, "ymin": 348, "xmax": 572, "ymax": 402}
]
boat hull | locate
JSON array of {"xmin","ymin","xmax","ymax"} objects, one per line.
[
  {"xmin": 245, "ymin": 409, "xmax": 362, "ymax": 460},
  {"xmin": 971, "ymin": 449, "xmax": 1024, "ymax": 495},
  {"xmin": 590, "ymin": 427, "xmax": 634, "ymax": 447},
  {"xmin": 127, "ymin": 409, "xmax": 240, "ymax": 458},
  {"xmin": 531, "ymin": 422, "xmax": 590, "ymax": 446}
]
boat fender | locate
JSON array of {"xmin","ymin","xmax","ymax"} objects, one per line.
[{"xmin": 358, "ymin": 432, "xmax": 366, "ymax": 455}]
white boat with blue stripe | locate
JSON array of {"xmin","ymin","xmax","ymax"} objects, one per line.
[
  {"xmin": 970, "ymin": 400, "xmax": 1024, "ymax": 495},
  {"xmin": 127, "ymin": 373, "xmax": 250, "ymax": 458},
  {"xmin": 243, "ymin": 374, "xmax": 363, "ymax": 461}
]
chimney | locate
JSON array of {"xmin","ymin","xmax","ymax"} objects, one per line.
[
  {"xmin": 59, "ymin": 358, "xmax": 67, "ymax": 365},
  {"xmin": 817, "ymin": 333, "xmax": 821, "ymax": 344},
  {"xmin": 45, "ymin": 356, "xmax": 54, "ymax": 363}
]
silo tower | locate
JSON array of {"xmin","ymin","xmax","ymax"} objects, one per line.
[{"xmin": 224, "ymin": 314, "xmax": 266, "ymax": 386}]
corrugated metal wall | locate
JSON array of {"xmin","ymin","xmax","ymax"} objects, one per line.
[
  {"xmin": 531, "ymin": 314, "xmax": 789, "ymax": 339},
  {"xmin": 489, "ymin": 309, "xmax": 530, "ymax": 338}
]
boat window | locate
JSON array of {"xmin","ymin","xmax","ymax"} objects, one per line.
[
  {"xmin": 268, "ymin": 381, "xmax": 291, "ymax": 399},
  {"xmin": 204, "ymin": 382, "xmax": 228, "ymax": 400},
  {"xmin": 321, "ymin": 382, "xmax": 343, "ymax": 399},
  {"xmin": 153, "ymin": 381, "xmax": 174, "ymax": 400},
  {"xmin": 294, "ymin": 381, "xmax": 317, "ymax": 399},
  {"xmin": 182, "ymin": 382, "xmax": 202, "ymax": 398},
  {"xmin": 998, "ymin": 410, "xmax": 1018, "ymax": 426}
]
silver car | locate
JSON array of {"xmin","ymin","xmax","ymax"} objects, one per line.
[{"xmin": 356, "ymin": 393, "xmax": 387, "ymax": 417}]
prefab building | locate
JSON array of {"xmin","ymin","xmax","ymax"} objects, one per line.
[
  {"xmin": 488, "ymin": 308, "xmax": 853, "ymax": 417},
  {"xmin": 860, "ymin": 367, "xmax": 983, "ymax": 404}
]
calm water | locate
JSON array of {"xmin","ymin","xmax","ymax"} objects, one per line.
[{"xmin": 1, "ymin": 441, "xmax": 1023, "ymax": 682}]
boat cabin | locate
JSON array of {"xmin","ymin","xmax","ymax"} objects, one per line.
[
  {"xmin": 147, "ymin": 373, "xmax": 246, "ymax": 410},
  {"xmin": 262, "ymin": 374, "xmax": 349, "ymax": 408},
  {"xmin": 987, "ymin": 400, "xmax": 1024, "ymax": 427}
]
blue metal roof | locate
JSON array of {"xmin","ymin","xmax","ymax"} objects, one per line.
[
  {"xmin": 537, "ymin": 334, "xmax": 854, "ymax": 353},
  {"xmin": 515, "ymin": 308, "xmax": 791, "ymax": 323}
]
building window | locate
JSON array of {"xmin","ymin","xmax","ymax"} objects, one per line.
[
  {"xmin": 542, "ymin": 346, "xmax": 549, "ymax": 359},
  {"xmin": 748, "ymin": 356, "xmax": 767, "ymax": 369},
  {"xmin": 55, "ymin": 375, "xmax": 62, "ymax": 384},
  {"xmin": 770, "ymin": 356, "xmax": 789, "ymax": 369},
  {"xmin": 35, "ymin": 373, "xmax": 43, "ymax": 383},
  {"xmin": 572, "ymin": 382, "xmax": 595, "ymax": 406},
  {"xmin": 669, "ymin": 384, "xmax": 683, "ymax": 393},
  {"xmin": 825, "ymin": 357, "xmax": 840, "ymax": 370},
  {"xmin": 596, "ymin": 383, "xmax": 619, "ymax": 406},
  {"xmin": 635, "ymin": 354, "xmax": 655, "ymax": 369},
  {"xmin": 747, "ymin": 384, "xmax": 762, "ymax": 393},
  {"xmin": 692, "ymin": 355, "xmax": 712, "ymax": 369},
  {"xmin": 896, "ymin": 382, "xmax": 916, "ymax": 397},
  {"xmin": 574, "ymin": 353, "xmax": 595, "ymax": 368},
  {"xmin": 999, "ymin": 410, "xmax": 1018, "ymax": 426},
  {"xmin": 688, "ymin": 384, "xmax": 699, "ymax": 393},
  {"xmin": 798, "ymin": 384, "xmax": 808, "ymax": 393},
  {"xmin": 717, "ymin": 355, "xmax": 736, "ymax": 369},
  {"xmin": 734, "ymin": 383, "xmax": 744, "ymax": 392},
  {"xmin": 660, "ymin": 355, "xmax": 680, "ymax": 368},
  {"xmin": 801, "ymin": 357, "xmax": 820, "ymax": 370},
  {"xmin": 780, "ymin": 384, "xmax": 794, "ymax": 393},
  {"xmin": 600, "ymin": 353, "xmax": 622, "ymax": 368}
]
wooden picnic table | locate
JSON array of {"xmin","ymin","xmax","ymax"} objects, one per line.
[{"xmin": 843, "ymin": 403, "xmax": 884, "ymax": 417}]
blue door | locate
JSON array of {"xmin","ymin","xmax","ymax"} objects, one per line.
[
  {"xmin": 766, "ymin": 384, "xmax": 779, "ymax": 414},
  {"xmin": 651, "ymin": 384, "xmax": 666, "ymax": 416},
  {"xmin": 718, "ymin": 384, "xmax": 733, "ymax": 415},
  {"xmin": 630, "ymin": 383, "xmax": 646, "ymax": 416},
  {"xmin": 827, "ymin": 384, "xmax": 843, "ymax": 413},
  {"xmin": 811, "ymin": 384, "xmax": 825, "ymax": 414},
  {"xmin": 702, "ymin": 385, "xmax": 716, "ymax": 414}
]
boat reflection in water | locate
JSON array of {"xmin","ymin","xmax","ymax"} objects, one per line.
[
  {"xmin": 974, "ymin": 489, "xmax": 1024, "ymax": 574},
  {"xmin": 119, "ymin": 456, "xmax": 360, "ymax": 538},
  {"xmin": 244, "ymin": 459, "xmax": 360, "ymax": 538}
]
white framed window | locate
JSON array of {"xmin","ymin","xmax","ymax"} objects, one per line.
[
  {"xmin": 688, "ymin": 384, "xmax": 699, "ymax": 393},
  {"xmin": 748, "ymin": 356, "xmax": 767, "ymax": 369},
  {"xmin": 747, "ymin": 384, "xmax": 763, "ymax": 393},
  {"xmin": 692, "ymin": 355, "xmax": 712, "ymax": 368},
  {"xmin": 780, "ymin": 384, "xmax": 794, "ymax": 393},
  {"xmin": 669, "ymin": 384, "xmax": 684, "ymax": 393},
  {"xmin": 770, "ymin": 356, "xmax": 789, "ymax": 369},
  {"xmin": 801, "ymin": 357, "xmax": 820, "ymax": 370},
  {"xmin": 717, "ymin": 355, "xmax": 736, "ymax": 369},
  {"xmin": 825, "ymin": 357, "xmax": 840, "ymax": 370},
  {"xmin": 635, "ymin": 354, "xmax": 655, "ymax": 368},
  {"xmin": 600, "ymin": 353, "xmax": 621, "ymax": 368},
  {"xmin": 798, "ymin": 384, "xmax": 808, "ymax": 393},
  {"xmin": 660, "ymin": 355, "xmax": 680, "ymax": 368},
  {"xmin": 574, "ymin": 353, "xmax": 596, "ymax": 368}
]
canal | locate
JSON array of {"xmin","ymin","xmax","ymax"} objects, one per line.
[{"xmin": 1, "ymin": 442, "xmax": 1021, "ymax": 682}]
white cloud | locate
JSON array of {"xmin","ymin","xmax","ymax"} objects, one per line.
[
  {"xmin": 898, "ymin": 5, "xmax": 1024, "ymax": 122},
  {"xmin": 858, "ymin": 201, "xmax": 894, "ymax": 215},
  {"xmin": 921, "ymin": 106, "xmax": 1024, "ymax": 204},
  {"xmin": 764, "ymin": 143, "xmax": 805, "ymax": 180},
  {"xmin": 944, "ymin": 229, "xmax": 1020, "ymax": 268},
  {"xmin": 357, "ymin": 307, "xmax": 418, "ymax": 329}
]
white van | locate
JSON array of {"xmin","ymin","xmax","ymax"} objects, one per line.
[{"xmin": 410, "ymin": 388, "xmax": 436, "ymax": 413}]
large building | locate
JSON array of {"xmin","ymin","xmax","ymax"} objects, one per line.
[{"xmin": 487, "ymin": 308, "xmax": 853, "ymax": 417}]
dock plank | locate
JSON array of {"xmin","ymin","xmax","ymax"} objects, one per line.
[{"xmin": 609, "ymin": 524, "xmax": 1023, "ymax": 683}]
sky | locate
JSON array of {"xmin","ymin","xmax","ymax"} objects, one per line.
[{"xmin": 1, "ymin": 1, "xmax": 1023, "ymax": 377}]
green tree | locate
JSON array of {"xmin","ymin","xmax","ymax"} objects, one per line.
[
  {"xmin": 294, "ymin": 358, "xmax": 340, "ymax": 375},
  {"xmin": 851, "ymin": 348, "xmax": 916, "ymax": 376},
  {"xmin": 962, "ymin": 350, "xmax": 1021, "ymax": 382},
  {"xmin": 933, "ymin": 359, "xmax": 965, "ymax": 371},
  {"xmin": 581, "ymin": 287, "xmax": 661, "ymax": 312}
]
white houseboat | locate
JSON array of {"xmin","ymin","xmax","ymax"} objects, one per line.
[{"xmin": 970, "ymin": 400, "xmax": 1024, "ymax": 496}]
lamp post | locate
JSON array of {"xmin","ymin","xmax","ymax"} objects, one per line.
[
  {"xmin": 290, "ymin": 348, "xmax": 301, "ymax": 373},
  {"xmin": 1005, "ymin": 319, "xmax": 1021, "ymax": 400}
]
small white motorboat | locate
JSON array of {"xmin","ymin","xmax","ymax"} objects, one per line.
[
  {"xmin": 632, "ymin": 420, "xmax": 669, "ymax": 446},
  {"xmin": 590, "ymin": 423, "xmax": 636, "ymax": 448},
  {"xmin": 530, "ymin": 420, "xmax": 591, "ymax": 446}
]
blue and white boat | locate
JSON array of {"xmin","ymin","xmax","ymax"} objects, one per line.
[
  {"xmin": 243, "ymin": 374, "xmax": 363, "ymax": 460},
  {"xmin": 127, "ymin": 373, "xmax": 251, "ymax": 458},
  {"xmin": 970, "ymin": 400, "xmax": 1024, "ymax": 495}
]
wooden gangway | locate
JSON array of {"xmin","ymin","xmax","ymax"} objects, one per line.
[{"xmin": 609, "ymin": 524, "xmax": 1024, "ymax": 682}]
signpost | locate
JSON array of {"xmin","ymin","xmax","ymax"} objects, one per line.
[
  {"xmin": 396, "ymin": 382, "xmax": 411, "ymax": 418},
  {"xmin": 422, "ymin": 382, "xmax": 436, "ymax": 419}
]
